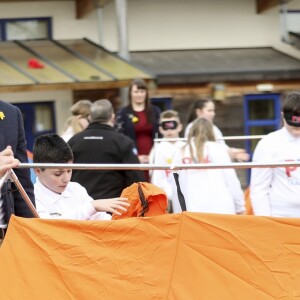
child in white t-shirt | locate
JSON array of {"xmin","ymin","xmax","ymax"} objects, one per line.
[
  {"xmin": 150, "ymin": 110, "xmax": 185, "ymax": 212},
  {"xmin": 33, "ymin": 134, "xmax": 129, "ymax": 220},
  {"xmin": 250, "ymin": 91, "xmax": 300, "ymax": 217},
  {"xmin": 173, "ymin": 117, "xmax": 245, "ymax": 215}
]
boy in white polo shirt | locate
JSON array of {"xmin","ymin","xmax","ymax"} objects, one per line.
[{"xmin": 33, "ymin": 134, "xmax": 129, "ymax": 220}]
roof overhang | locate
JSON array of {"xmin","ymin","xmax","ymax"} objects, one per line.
[
  {"xmin": 0, "ymin": 79, "xmax": 139, "ymax": 93},
  {"xmin": 0, "ymin": 38, "xmax": 153, "ymax": 93},
  {"xmin": 130, "ymin": 47, "xmax": 300, "ymax": 85}
]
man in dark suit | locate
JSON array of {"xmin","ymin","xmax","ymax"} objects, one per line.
[{"xmin": 0, "ymin": 100, "xmax": 36, "ymax": 235}]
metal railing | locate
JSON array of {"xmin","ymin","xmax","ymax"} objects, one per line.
[
  {"xmin": 153, "ymin": 135, "xmax": 265, "ymax": 143},
  {"xmin": 17, "ymin": 161, "xmax": 300, "ymax": 171}
]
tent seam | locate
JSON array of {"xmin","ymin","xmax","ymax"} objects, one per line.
[{"xmin": 166, "ymin": 212, "xmax": 184, "ymax": 298}]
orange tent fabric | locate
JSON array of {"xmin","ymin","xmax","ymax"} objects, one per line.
[
  {"xmin": 1, "ymin": 213, "xmax": 300, "ymax": 299},
  {"xmin": 244, "ymin": 186, "xmax": 254, "ymax": 215},
  {"xmin": 112, "ymin": 182, "xmax": 168, "ymax": 219}
]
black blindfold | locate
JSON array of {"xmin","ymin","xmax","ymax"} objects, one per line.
[
  {"xmin": 160, "ymin": 120, "xmax": 178, "ymax": 130},
  {"xmin": 284, "ymin": 112, "xmax": 300, "ymax": 127}
]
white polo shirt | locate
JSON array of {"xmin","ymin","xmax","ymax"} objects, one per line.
[{"xmin": 35, "ymin": 178, "xmax": 111, "ymax": 220}]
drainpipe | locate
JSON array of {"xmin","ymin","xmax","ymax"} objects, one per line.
[
  {"xmin": 115, "ymin": 0, "xmax": 129, "ymax": 106},
  {"xmin": 115, "ymin": 0, "xmax": 129, "ymax": 60},
  {"xmin": 93, "ymin": 0, "xmax": 105, "ymax": 45},
  {"xmin": 95, "ymin": 4, "xmax": 104, "ymax": 45},
  {"xmin": 280, "ymin": 0, "xmax": 291, "ymax": 44}
]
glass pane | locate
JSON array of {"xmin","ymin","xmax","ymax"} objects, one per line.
[
  {"xmin": 250, "ymin": 126, "xmax": 277, "ymax": 153},
  {"xmin": 6, "ymin": 20, "xmax": 48, "ymax": 41},
  {"xmin": 0, "ymin": 41, "xmax": 73, "ymax": 84},
  {"xmin": 35, "ymin": 104, "xmax": 53, "ymax": 132},
  {"xmin": 22, "ymin": 40, "xmax": 112, "ymax": 82},
  {"xmin": 248, "ymin": 99, "xmax": 275, "ymax": 120},
  {"xmin": 0, "ymin": 59, "xmax": 34, "ymax": 85},
  {"xmin": 59, "ymin": 39, "xmax": 152, "ymax": 80}
]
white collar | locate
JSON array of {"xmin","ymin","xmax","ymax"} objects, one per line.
[
  {"xmin": 282, "ymin": 126, "xmax": 300, "ymax": 142},
  {"xmin": 35, "ymin": 178, "xmax": 73, "ymax": 203}
]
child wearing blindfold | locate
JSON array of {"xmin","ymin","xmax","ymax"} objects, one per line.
[
  {"xmin": 149, "ymin": 110, "xmax": 185, "ymax": 212},
  {"xmin": 250, "ymin": 91, "xmax": 300, "ymax": 217}
]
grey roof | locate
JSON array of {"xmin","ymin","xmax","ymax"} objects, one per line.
[{"xmin": 130, "ymin": 47, "xmax": 300, "ymax": 84}]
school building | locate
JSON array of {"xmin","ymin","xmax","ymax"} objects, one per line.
[{"xmin": 0, "ymin": 0, "xmax": 300, "ymax": 156}]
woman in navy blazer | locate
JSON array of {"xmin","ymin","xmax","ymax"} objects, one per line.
[
  {"xmin": 115, "ymin": 79, "xmax": 160, "ymax": 165},
  {"xmin": 0, "ymin": 100, "xmax": 35, "ymax": 223}
]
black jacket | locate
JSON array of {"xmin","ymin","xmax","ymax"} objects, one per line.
[
  {"xmin": 68, "ymin": 123, "xmax": 145, "ymax": 199},
  {"xmin": 115, "ymin": 105, "xmax": 161, "ymax": 147},
  {"xmin": 0, "ymin": 101, "xmax": 35, "ymax": 223}
]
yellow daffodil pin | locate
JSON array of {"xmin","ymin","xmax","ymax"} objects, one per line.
[
  {"xmin": 0, "ymin": 112, "xmax": 5, "ymax": 120},
  {"xmin": 128, "ymin": 114, "xmax": 139, "ymax": 124},
  {"xmin": 132, "ymin": 116, "xmax": 139, "ymax": 123}
]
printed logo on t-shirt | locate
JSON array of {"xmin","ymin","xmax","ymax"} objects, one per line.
[
  {"xmin": 84, "ymin": 136, "xmax": 104, "ymax": 140},
  {"xmin": 284, "ymin": 159, "xmax": 300, "ymax": 185},
  {"xmin": 132, "ymin": 147, "xmax": 138, "ymax": 156},
  {"xmin": 285, "ymin": 160, "xmax": 299, "ymax": 177},
  {"xmin": 181, "ymin": 155, "xmax": 210, "ymax": 164}
]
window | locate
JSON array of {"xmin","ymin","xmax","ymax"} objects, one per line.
[
  {"xmin": 0, "ymin": 17, "xmax": 52, "ymax": 41},
  {"xmin": 243, "ymin": 93, "xmax": 282, "ymax": 184},
  {"xmin": 14, "ymin": 101, "xmax": 56, "ymax": 151},
  {"xmin": 286, "ymin": 10, "xmax": 300, "ymax": 33}
]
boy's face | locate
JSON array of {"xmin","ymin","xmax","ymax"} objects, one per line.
[
  {"xmin": 281, "ymin": 114, "xmax": 300, "ymax": 138},
  {"xmin": 284, "ymin": 120, "xmax": 300, "ymax": 138},
  {"xmin": 159, "ymin": 117, "xmax": 182, "ymax": 138},
  {"xmin": 34, "ymin": 161, "xmax": 73, "ymax": 194}
]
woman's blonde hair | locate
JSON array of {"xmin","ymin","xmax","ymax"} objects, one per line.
[
  {"xmin": 63, "ymin": 99, "xmax": 92, "ymax": 134},
  {"xmin": 70, "ymin": 99, "xmax": 92, "ymax": 118},
  {"xmin": 186, "ymin": 117, "xmax": 216, "ymax": 162}
]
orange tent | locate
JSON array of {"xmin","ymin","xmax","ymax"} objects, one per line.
[
  {"xmin": 112, "ymin": 182, "xmax": 168, "ymax": 219},
  {"xmin": 1, "ymin": 213, "xmax": 300, "ymax": 299},
  {"xmin": 244, "ymin": 186, "xmax": 254, "ymax": 215}
]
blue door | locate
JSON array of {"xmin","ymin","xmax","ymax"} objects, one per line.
[
  {"xmin": 244, "ymin": 93, "xmax": 282, "ymax": 183},
  {"xmin": 14, "ymin": 101, "xmax": 56, "ymax": 151},
  {"xmin": 151, "ymin": 97, "xmax": 172, "ymax": 111}
]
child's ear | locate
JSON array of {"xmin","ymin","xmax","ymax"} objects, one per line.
[
  {"xmin": 34, "ymin": 168, "xmax": 42, "ymax": 176},
  {"xmin": 158, "ymin": 125, "xmax": 164, "ymax": 135},
  {"xmin": 196, "ymin": 108, "xmax": 203, "ymax": 117},
  {"xmin": 178, "ymin": 123, "xmax": 183, "ymax": 133}
]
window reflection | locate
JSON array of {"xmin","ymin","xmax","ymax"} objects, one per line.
[
  {"xmin": 35, "ymin": 104, "xmax": 53, "ymax": 132},
  {"xmin": 6, "ymin": 19, "xmax": 50, "ymax": 41},
  {"xmin": 248, "ymin": 99, "xmax": 275, "ymax": 120}
]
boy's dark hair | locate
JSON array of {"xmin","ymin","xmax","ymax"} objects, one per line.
[
  {"xmin": 283, "ymin": 91, "xmax": 300, "ymax": 114},
  {"xmin": 33, "ymin": 134, "xmax": 73, "ymax": 164}
]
